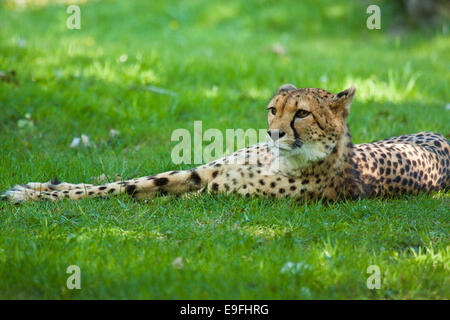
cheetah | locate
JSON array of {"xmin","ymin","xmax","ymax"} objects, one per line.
[{"xmin": 2, "ymin": 84, "xmax": 449, "ymax": 204}]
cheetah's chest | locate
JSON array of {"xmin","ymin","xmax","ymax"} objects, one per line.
[{"xmin": 205, "ymin": 145, "xmax": 333, "ymax": 200}]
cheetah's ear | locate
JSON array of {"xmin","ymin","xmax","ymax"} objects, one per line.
[
  {"xmin": 331, "ymin": 86, "xmax": 356, "ymax": 117},
  {"xmin": 276, "ymin": 84, "xmax": 296, "ymax": 95}
]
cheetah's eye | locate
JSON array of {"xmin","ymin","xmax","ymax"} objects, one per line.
[
  {"xmin": 295, "ymin": 110, "xmax": 311, "ymax": 119},
  {"xmin": 267, "ymin": 107, "xmax": 276, "ymax": 115}
]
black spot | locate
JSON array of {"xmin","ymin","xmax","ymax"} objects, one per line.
[
  {"xmin": 259, "ymin": 179, "xmax": 265, "ymax": 185},
  {"xmin": 190, "ymin": 171, "xmax": 202, "ymax": 185},
  {"xmin": 125, "ymin": 185, "xmax": 137, "ymax": 195},
  {"xmin": 76, "ymin": 191, "xmax": 83, "ymax": 195},
  {"xmin": 154, "ymin": 178, "xmax": 169, "ymax": 186},
  {"xmin": 99, "ymin": 186, "xmax": 107, "ymax": 190},
  {"xmin": 433, "ymin": 141, "xmax": 441, "ymax": 147},
  {"xmin": 212, "ymin": 170, "xmax": 219, "ymax": 178},
  {"xmin": 212, "ymin": 183, "xmax": 219, "ymax": 191},
  {"xmin": 279, "ymin": 188, "xmax": 285, "ymax": 194},
  {"xmin": 270, "ymin": 182, "xmax": 276, "ymax": 188},
  {"xmin": 108, "ymin": 189, "xmax": 115, "ymax": 194},
  {"xmin": 51, "ymin": 177, "xmax": 61, "ymax": 185}
]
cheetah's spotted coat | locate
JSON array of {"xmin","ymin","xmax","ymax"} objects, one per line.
[{"xmin": 2, "ymin": 85, "xmax": 449, "ymax": 203}]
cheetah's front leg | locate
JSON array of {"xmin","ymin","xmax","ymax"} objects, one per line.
[{"xmin": 128, "ymin": 168, "xmax": 213, "ymax": 199}]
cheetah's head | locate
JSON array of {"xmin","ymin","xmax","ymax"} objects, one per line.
[{"xmin": 266, "ymin": 84, "xmax": 356, "ymax": 164}]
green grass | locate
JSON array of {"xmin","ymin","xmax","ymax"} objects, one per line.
[{"xmin": 0, "ymin": 0, "xmax": 449, "ymax": 299}]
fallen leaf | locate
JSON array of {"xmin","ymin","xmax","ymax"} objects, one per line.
[
  {"xmin": 81, "ymin": 134, "xmax": 91, "ymax": 147},
  {"xmin": 171, "ymin": 256, "xmax": 184, "ymax": 269},
  {"xmin": 109, "ymin": 129, "xmax": 120, "ymax": 138},
  {"xmin": 17, "ymin": 119, "xmax": 34, "ymax": 129},
  {"xmin": 119, "ymin": 54, "xmax": 128, "ymax": 63},
  {"xmin": 70, "ymin": 137, "xmax": 81, "ymax": 148},
  {"xmin": 271, "ymin": 43, "xmax": 286, "ymax": 56}
]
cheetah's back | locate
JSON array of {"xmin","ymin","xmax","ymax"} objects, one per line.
[{"xmin": 353, "ymin": 132, "xmax": 449, "ymax": 197}]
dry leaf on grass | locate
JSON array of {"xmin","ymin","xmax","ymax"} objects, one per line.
[
  {"xmin": 171, "ymin": 257, "xmax": 184, "ymax": 269},
  {"xmin": 70, "ymin": 134, "xmax": 91, "ymax": 148},
  {"xmin": 270, "ymin": 43, "xmax": 286, "ymax": 56}
]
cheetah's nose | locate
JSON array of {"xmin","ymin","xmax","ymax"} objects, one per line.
[{"xmin": 267, "ymin": 130, "xmax": 286, "ymax": 142}]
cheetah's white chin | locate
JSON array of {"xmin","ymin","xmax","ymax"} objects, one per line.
[{"xmin": 275, "ymin": 141, "xmax": 334, "ymax": 168}]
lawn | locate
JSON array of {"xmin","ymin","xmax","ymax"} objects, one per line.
[{"xmin": 0, "ymin": 0, "xmax": 449, "ymax": 299}]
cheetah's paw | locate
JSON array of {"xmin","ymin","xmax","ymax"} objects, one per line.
[{"xmin": 1, "ymin": 185, "xmax": 35, "ymax": 204}]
